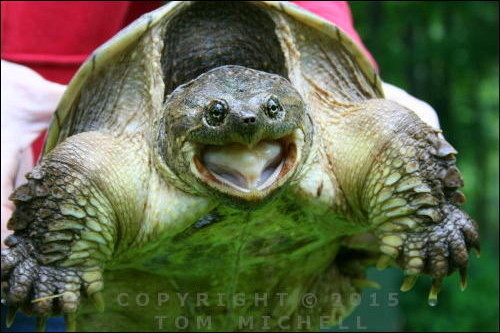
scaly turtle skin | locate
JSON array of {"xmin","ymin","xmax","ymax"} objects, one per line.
[{"xmin": 1, "ymin": 2, "xmax": 479, "ymax": 331}]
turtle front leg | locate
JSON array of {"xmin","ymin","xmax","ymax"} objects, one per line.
[
  {"xmin": 326, "ymin": 99, "xmax": 479, "ymax": 305},
  {"xmin": 1, "ymin": 132, "xmax": 149, "ymax": 331}
]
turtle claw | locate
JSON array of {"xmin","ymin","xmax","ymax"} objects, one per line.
[
  {"xmin": 459, "ymin": 267, "xmax": 468, "ymax": 291},
  {"xmin": 36, "ymin": 316, "xmax": 47, "ymax": 332},
  {"xmin": 92, "ymin": 291, "xmax": 105, "ymax": 312},
  {"xmin": 400, "ymin": 275, "xmax": 418, "ymax": 292},
  {"xmin": 65, "ymin": 313, "xmax": 77, "ymax": 332},
  {"xmin": 386, "ymin": 203, "xmax": 478, "ymax": 304},
  {"xmin": 471, "ymin": 245, "xmax": 481, "ymax": 258},
  {"xmin": 427, "ymin": 279, "xmax": 442, "ymax": 307},
  {"xmin": 376, "ymin": 254, "xmax": 392, "ymax": 270},
  {"xmin": 352, "ymin": 278, "xmax": 381, "ymax": 289},
  {"xmin": 2, "ymin": 239, "xmax": 86, "ymax": 329},
  {"xmin": 6, "ymin": 306, "xmax": 18, "ymax": 328}
]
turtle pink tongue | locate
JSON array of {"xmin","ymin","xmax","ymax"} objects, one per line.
[{"xmin": 201, "ymin": 141, "xmax": 284, "ymax": 191}]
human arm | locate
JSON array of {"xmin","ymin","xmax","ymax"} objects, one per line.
[{"xmin": 1, "ymin": 60, "xmax": 66, "ymax": 249}]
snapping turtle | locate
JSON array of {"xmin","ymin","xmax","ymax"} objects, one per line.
[{"xmin": 1, "ymin": 1, "xmax": 479, "ymax": 331}]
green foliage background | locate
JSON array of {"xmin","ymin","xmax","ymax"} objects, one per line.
[{"xmin": 348, "ymin": 1, "xmax": 499, "ymax": 331}]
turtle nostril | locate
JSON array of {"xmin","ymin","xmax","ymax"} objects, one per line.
[{"xmin": 243, "ymin": 116, "xmax": 257, "ymax": 125}]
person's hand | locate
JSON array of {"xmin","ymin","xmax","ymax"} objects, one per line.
[
  {"xmin": 382, "ymin": 81, "xmax": 440, "ymax": 129},
  {"xmin": 1, "ymin": 60, "xmax": 65, "ymax": 248}
]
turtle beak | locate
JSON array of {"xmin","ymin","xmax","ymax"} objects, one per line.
[
  {"xmin": 189, "ymin": 129, "xmax": 304, "ymax": 200},
  {"xmin": 200, "ymin": 141, "xmax": 284, "ymax": 192}
]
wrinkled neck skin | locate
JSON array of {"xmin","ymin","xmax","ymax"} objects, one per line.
[
  {"xmin": 153, "ymin": 118, "xmax": 202, "ymax": 196},
  {"xmin": 161, "ymin": 2, "xmax": 287, "ymax": 95}
]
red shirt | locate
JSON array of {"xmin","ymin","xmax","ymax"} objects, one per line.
[{"xmin": 1, "ymin": 1, "xmax": 375, "ymax": 161}]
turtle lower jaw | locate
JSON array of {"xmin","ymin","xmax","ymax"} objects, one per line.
[
  {"xmin": 200, "ymin": 146, "xmax": 285, "ymax": 193},
  {"xmin": 191, "ymin": 130, "xmax": 303, "ymax": 200}
]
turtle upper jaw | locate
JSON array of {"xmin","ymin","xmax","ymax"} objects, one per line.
[{"xmin": 191, "ymin": 129, "xmax": 303, "ymax": 200}]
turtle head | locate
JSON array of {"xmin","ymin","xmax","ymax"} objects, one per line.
[{"xmin": 158, "ymin": 65, "xmax": 312, "ymax": 207}]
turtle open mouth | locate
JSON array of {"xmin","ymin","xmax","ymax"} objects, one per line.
[{"xmin": 193, "ymin": 133, "xmax": 300, "ymax": 194}]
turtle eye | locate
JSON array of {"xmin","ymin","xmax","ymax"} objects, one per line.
[
  {"xmin": 265, "ymin": 96, "xmax": 284, "ymax": 119},
  {"xmin": 205, "ymin": 100, "xmax": 228, "ymax": 126}
]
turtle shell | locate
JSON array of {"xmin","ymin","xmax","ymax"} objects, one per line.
[{"xmin": 43, "ymin": 1, "xmax": 382, "ymax": 155}]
